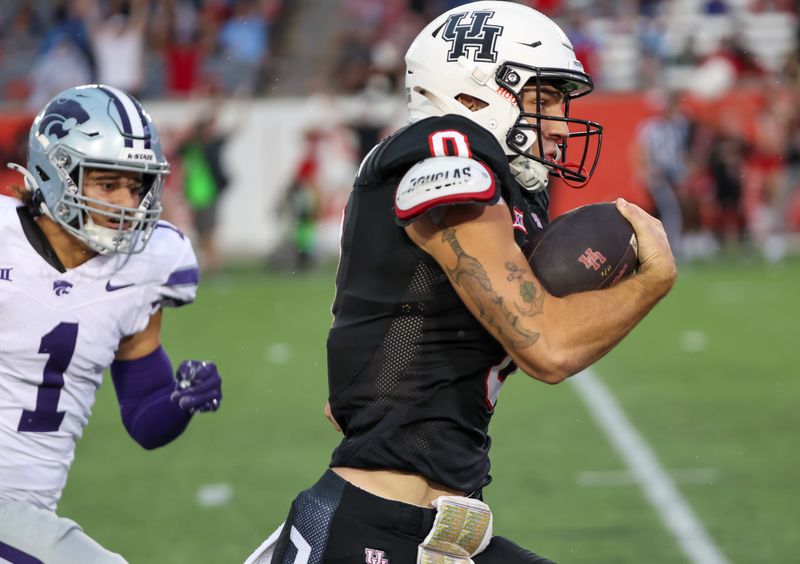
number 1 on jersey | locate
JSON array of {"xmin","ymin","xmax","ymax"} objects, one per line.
[{"xmin": 18, "ymin": 322, "xmax": 78, "ymax": 432}]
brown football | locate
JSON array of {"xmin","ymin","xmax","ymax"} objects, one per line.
[{"xmin": 527, "ymin": 203, "xmax": 639, "ymax": 297}]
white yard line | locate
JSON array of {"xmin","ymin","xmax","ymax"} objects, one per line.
[
  {"xmin": 578, "ymin": 468, "xmax": 720, "ymax": 487},
  {"xmin": 571, "ymin": 369, "xmax": 730, "ymax": 564}
]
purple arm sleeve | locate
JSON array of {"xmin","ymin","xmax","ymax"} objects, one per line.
[{"xmin": 110, "ymin": 346, "xmax": 191, "ymax": 450}]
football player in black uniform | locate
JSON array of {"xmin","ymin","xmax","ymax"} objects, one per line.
[{"xmin": 246, "ymin": 2, "xmax": 676, "ymax": 563}]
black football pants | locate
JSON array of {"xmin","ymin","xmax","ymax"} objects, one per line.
[{"xmin": 268, "ymin": 470, "xmax": 555, "ymax": 564}]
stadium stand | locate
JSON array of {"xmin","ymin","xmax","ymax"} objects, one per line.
[{"xmin": 1, "ymin": 0, "xmax": 799, "ymax": 263}]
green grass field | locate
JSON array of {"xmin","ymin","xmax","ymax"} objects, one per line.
[{"xmin": 58, "ymin": 257, "xmax": 800, "ymax": 563}]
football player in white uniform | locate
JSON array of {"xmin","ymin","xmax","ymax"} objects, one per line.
[{"xmin": 0, "ymin": 84, "xmax": 223, "ymax": 563}]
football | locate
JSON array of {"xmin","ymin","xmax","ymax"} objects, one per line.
[{"xmin": 527, "ymin": 202, "xmax": 639, "ymax": 297}]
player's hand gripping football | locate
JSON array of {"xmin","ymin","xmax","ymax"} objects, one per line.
[
  {"xmin": 615, "ymin": 198, "xmax": 677, "ymax": 294},
  {"xmin": 171, "ymin": 360, "xmax": 222, "ymax": 414}
]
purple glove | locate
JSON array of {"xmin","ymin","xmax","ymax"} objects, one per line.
[{"xmin": 170, "ymin": 360, "xmax": 222, "ymax": 414}]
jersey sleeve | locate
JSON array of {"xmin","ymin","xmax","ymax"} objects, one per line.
[
  {"xmin": 368, "ymin": 115, "xmax": 510, "ymax": 224},
  {"xmin": 381, "ymin": 115, "xmax": 510, "ymax": 177},
  {"xmin": 121, "ymin": 223, "xmax": 200, "ymax": 337},
  {"xmin": 152, "ymin": 223, "xmax": 199, "ymax": 309}
]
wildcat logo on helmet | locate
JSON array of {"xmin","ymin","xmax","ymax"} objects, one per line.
[
  {"xmin": 440, "ymin": 10, "xmax": 503, "ymax": 63},
  {"xmin": 37, "ymin": 98, "xmax": 91, "ymax": 140}
]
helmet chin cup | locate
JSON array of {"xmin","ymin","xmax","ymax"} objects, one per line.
[
  {"xmin": 506, "ymin": 127, "xmax": 550, "ymax": 191},
  {"xmin": 509, "ymin": 155, "xmax": 549, "ymax": 192}
]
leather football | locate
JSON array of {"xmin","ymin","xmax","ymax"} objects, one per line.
[{"xmin": 528, "ymin": 203, "xmax": 639, "ymax": 297}]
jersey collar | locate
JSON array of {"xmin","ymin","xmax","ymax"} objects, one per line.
[{"xmin": 17, "ymin": 206, "xmax": 67, "ymax": 273}]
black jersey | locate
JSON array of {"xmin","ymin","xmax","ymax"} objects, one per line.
[{"xmin": 327, "ymin": 115, "xmax": 550, "ymax": 494}]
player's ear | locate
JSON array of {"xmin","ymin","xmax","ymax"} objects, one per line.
[{"xmin": 456, "ymin": 94, "xmax": 488, "ymax": 112}]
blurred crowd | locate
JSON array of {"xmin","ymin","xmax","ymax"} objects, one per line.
[
  {"xmin": 2, "ymin": 0, "xmax": 800, "ymax": 266},
  {"xmin": 634, "ymin": 87, "xmax": 800, "ymax": 263},
  {"xmin": 0, "ymin": 0, "xmax": 285, "ymax": 106},
  {"xmin": 328, "ymin": 0, "xmax": 799, "ymax": 95},
  {"xmin": 327, "ymin": 0, "xmax": 800, "ymax": 262}
]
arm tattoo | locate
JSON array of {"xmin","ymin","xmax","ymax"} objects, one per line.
[
  {"xmin": 442, "ymin": 228, "xmax": 540, "ymax": 348},
  {"xmin": 505, "ymin": 262, "xmax": 544, "ymax": 316}
]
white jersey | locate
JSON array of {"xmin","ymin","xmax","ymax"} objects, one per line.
[{"xmin": 0, "ymin": 196, "xmax": 198, "ymax": 511}]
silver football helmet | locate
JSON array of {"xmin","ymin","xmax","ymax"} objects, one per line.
[
  {"xmin": 11, "ymin": 84, "xmax": 169, "ymax": 254},
  {"xmin": 405, "ymin": 1, "xmax": 602, "ymax": 192}
]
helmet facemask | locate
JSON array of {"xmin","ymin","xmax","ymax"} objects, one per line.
[
  {"xmin": 496, "ymin": 62, "xmax": 603, "ymax": 190},
  {"xmin": 58, "ymin": 163, "xmax": 165, "ymax": 255}
]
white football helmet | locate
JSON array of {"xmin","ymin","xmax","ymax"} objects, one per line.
[
  {"xmin": 10, "ymin": 84, "xmax": 169, "ymax": 254},
  {"xmin": 405, "ymin": 1, "xmax": 602, "ymax": 192}
]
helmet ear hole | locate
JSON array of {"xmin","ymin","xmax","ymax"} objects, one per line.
[{"xmin": 456, "ymin": 93, "xmax": 489, "ymax": 111}]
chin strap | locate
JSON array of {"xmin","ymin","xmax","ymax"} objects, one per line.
[
  {"xmin": 555, "ymin": 161, "xmax": 590, "ymax": 189},
  {"xmin": 509, "ymin": 155, "xmax": 550, "ymax": 192},
  {"xmin": 81, "ymin": 215, "xmax": 120, "ymax": 254}
]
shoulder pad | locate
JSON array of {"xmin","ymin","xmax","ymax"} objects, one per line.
[
  {"xmin": 395, "ymin": 156, "xmax": 497, "ymax": 222},
  {"xmin": 151, "ymin": 222, "xmax": 198, "ymax": 307},
  {"xmin": 119, "ymin": 221, "xmax": 199, "ymax": 308},
  {"xmin": 0, "ymin": 196, "xmax": 21, "ymax": 240}
]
